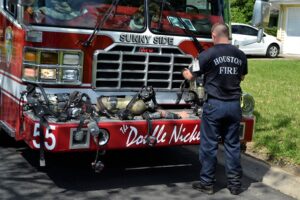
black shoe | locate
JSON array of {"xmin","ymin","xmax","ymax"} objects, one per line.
[
  {"xmin": 228, "ymin": 187, "xmax": 242, "ymax": 195},
  {"xmin": 192, "ymin": 182, "xmax": 213, "ymax": 195}
]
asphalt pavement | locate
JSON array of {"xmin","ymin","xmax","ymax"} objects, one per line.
[
  {"xmin": 218, "ymin": 146, "xmax": 300, "ymax": 200},
  {"xmin": 0, "ymin": 132, "xmax": 297, "ymax": 200}
]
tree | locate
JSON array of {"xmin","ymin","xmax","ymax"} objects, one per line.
[
  {"xmin": 230, "ymin": 0, "xmax": 278, "ymax": 36},
  {"xmin": 230, "ymin": 0, "xmax": 255, "ymax": 24}
]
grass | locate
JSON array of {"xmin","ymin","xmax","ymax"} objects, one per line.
[{"xmin": 241, "ymin": 59, "xmax": 300, "ymax": 165}]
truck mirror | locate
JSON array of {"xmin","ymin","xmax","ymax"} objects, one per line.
[
  {"xmin": 252, "ymin": 0, "xmax": 270, "ymax": 43},
  {"xmin": 252, "ymin": 0, "xmax": 271, "ymax": 28}
]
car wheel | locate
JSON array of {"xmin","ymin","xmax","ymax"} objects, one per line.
[{"xmin": 266, "ymin": 44, "xmax": 279, "ymax": 58}]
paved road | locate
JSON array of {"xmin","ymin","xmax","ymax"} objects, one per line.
[{"xmin": 0, "ymin": 133, "xmax": 296, "ymax": 200}]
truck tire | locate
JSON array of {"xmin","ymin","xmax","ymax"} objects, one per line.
[{"xmin": 240, "ymin": 143, "xmax": 247, "ymax": 153}]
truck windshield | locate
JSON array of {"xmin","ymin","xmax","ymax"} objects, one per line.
[
  {"xmin": 148, "ymin": 0, "xmax": 228, "ymax": 38},
  {"xmin": 23, "ymin": 0, "xmax": 229, "ymax": 37},
  {"xmin": 23, "ymin": 0, "xmax": 146, "ymax": 31}
]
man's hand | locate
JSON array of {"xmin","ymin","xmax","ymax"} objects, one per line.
[{"xmin": 182, "ymin": 68, "xmax": 194, "ymax": 81}]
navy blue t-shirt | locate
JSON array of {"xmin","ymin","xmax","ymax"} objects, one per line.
[{"xmin": 196, "ymin": 43, "xmax": 248, "ymax": 100}]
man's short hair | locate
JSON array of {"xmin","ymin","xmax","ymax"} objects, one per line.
[{"xmin": 211, "ymin": 23, "xmax": 229, "ymax": 38}]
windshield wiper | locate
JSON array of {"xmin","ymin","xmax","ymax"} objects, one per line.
[
  {"xmin": 156, "ymin": 0, "xmax": 169, "ymax": 31},
  {"xmin": 162, "ymin": 0, "xmax": 204, "ymax": 53},
  {"xmin": 82, "ymin": 0, "xmax": 121, "ymax": 47}
]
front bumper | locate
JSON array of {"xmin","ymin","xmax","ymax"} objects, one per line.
[{"xmin": 21, "ymin": 112, "xmax": 255, "ymax": 152}]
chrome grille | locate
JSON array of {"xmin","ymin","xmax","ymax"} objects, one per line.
[{"xmin": 93, "ymin": 45, "xmax": 193, "ymax": 91}]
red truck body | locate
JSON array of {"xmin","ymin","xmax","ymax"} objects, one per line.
[{"xmin": 0, "ymin": 0, "xmax": 255, "ymax": 157}]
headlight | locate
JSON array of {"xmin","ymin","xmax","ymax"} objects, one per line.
[
  {"xmin": 63, "ymin": 53, "xmax": 80, "ymax": 65},
  {"xmin": 241, "ymin": 93, "xmax": 255, "ymax": 116},
  {"xmin": 98, "ymin": 129, "xmax": 110, "ymax": 146},
  {"xmin": 22, "ymin": 47, "xmax": 83, "ymax": 85},
  {"xmin": 62, "ymin": 69, "xmax": 79, "ymax": 82},
  {"xmin": 40, "ymin": 52, "xmax": 59, "ymax": 64},
  {"xmin": 40, "ymin": 68, "xmax": 57, "ymax": 80}
]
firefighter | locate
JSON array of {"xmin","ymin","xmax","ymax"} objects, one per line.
[
  {"xmin": 130, "ymin": 2, "xmax": 160, "ymax": 30},
  {"xmin": 25, "ymin": 0, "xmax": 87, "ymax": 21},
  {"xmin": 182, "ymin": 23, "xmax": 248, "ymax": 195}
]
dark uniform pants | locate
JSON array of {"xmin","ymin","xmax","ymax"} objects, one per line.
[{"xmin": 199, "ymin": 98, "xmax": 242, "ymax": 189}]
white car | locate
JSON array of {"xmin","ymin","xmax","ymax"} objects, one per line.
[{"xmin": 231, "ymin": 23, "xmax": 282, "ymax": 58}]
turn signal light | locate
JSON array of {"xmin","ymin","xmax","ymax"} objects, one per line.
[{"xmin": 24, "ymin": 51, "xmax": 37, "ymax": 63}]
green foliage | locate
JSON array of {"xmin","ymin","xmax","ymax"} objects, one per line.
[
  {"xmin": 241, "ymin": 60, "xmax": 300, "ymax": 165},
  {"xmin": 264, "ymin": 26, "xmax": 277, "ymax": 36},
  {"xmin": 230, "ymin": 1, "xmax": 279, "ymax": 36},
  {"xmin": 230, "ymin": 0, "xmax": 255, "ymax": 23}
]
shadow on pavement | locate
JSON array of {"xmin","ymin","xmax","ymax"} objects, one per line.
[
  {"xmin": 0, "ymin": 131, "xmax": 273, "ymax": 200},
  {"xmin": 18, "ymin": 143, "xmax": 253, "ymax": 192}
]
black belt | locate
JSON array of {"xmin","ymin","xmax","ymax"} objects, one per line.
[{"xmin": 206, "ymin": 94, "xmax": 240, "ymax": 102}]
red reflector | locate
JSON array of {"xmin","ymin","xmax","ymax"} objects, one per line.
[{"xmin": 139, "ymin": 47, "xmax": 154, "ymax": 53}]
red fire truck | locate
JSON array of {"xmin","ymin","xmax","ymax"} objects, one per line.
[{"xmin": 0, "ymin": 0, "xmax": 257, "ymax": 170}]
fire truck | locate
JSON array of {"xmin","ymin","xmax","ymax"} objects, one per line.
[{"xmin": 0, "ymin": 0, "xmax": 260, "ymax": 170}]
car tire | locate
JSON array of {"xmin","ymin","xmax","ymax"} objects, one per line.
[{"xmin": 266, "ymin": 44, "xmax": 279, "ymax": 58}]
